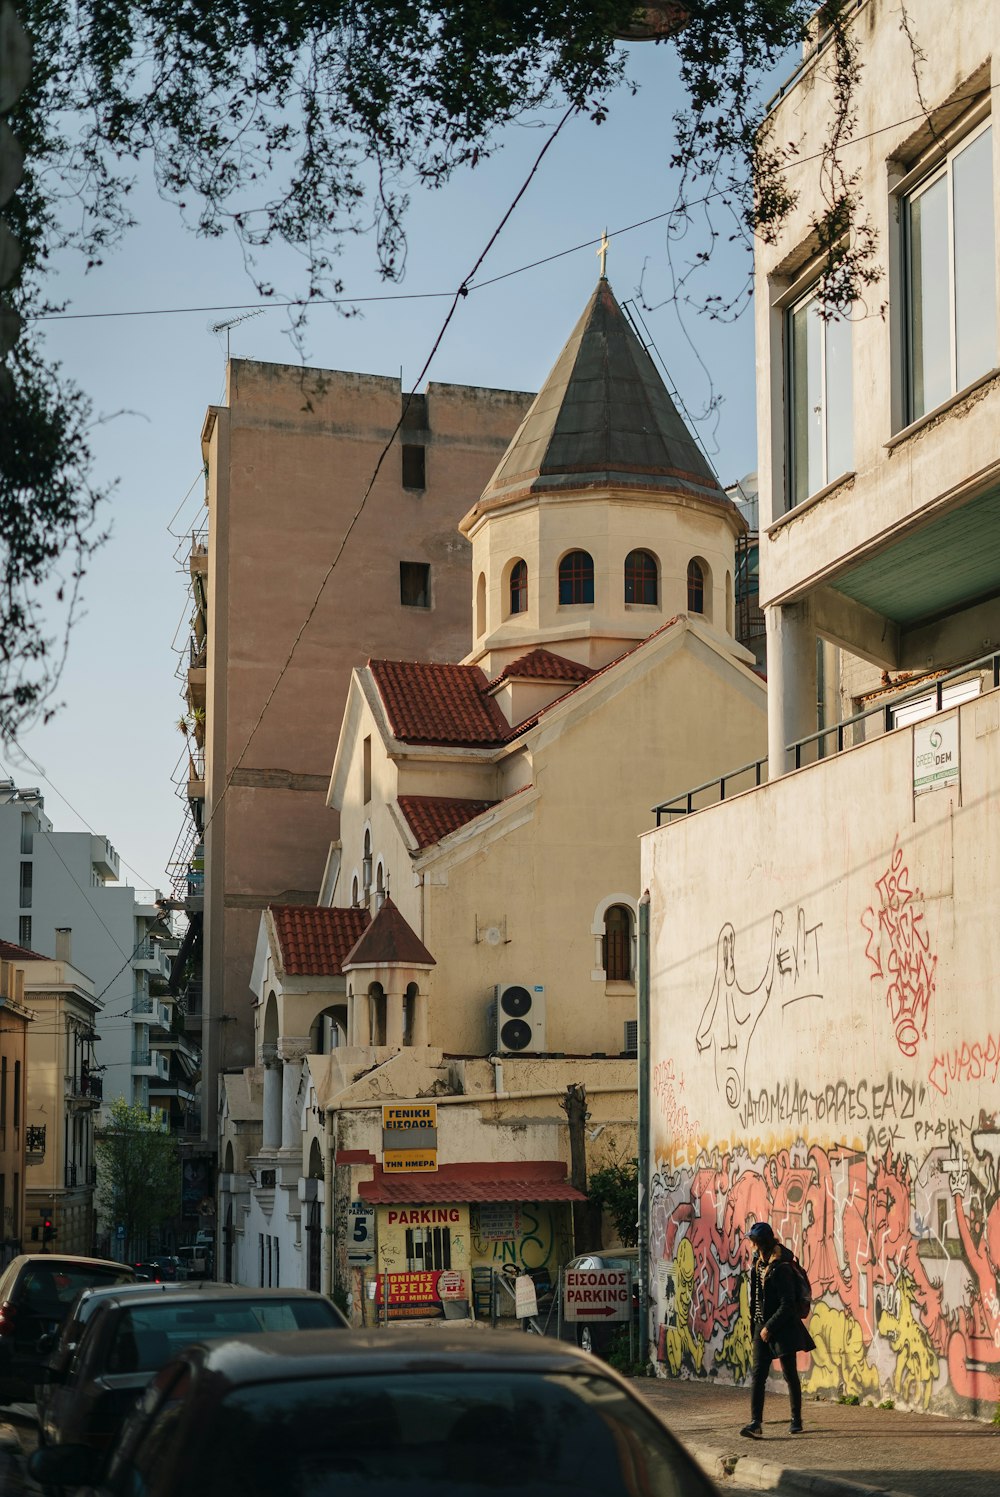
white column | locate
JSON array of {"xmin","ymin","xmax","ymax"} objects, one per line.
[
  {"xmin": 262, "ymin": 1048, "xmax": 281, "ymax": 1151},
  {"xmin": 412, "ymin": 992, "xmax": 429, "ymax": 1047},
  {"xmin": 766, "ymin": 600, "xmax": 817, "ymax": 777},
  {"xmin": 279, "ymin": 1037, "xmax": 310, "ymax": 1152},
  {"xmin": 386, "ymin": 988, "xmax": 404, "ymax": 1049}
]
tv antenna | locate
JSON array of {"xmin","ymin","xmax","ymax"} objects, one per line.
[{"xmin": 209, "ymin": 308, "xmax": 264, "ymax": 361}]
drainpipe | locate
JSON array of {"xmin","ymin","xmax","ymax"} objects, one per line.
[
  {"xmin": 638, "ymin": 890, "xmax": 651, "ymax": 1365},
  {"xmin": 325, "ymin": 1107, "xmax": 336, "ymax": 1299}
]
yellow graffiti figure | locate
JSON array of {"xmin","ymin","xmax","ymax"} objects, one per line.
[
  {"xmin": 665, "ymin": 1238, "xmax": 705, "ymax": 1377},
  {"xmin": 802, "ymin": 1304, "xmax": 880, "ymax": 1400},
  {"xmin": 717, "ymin": 1276, "xmax": 753, "ymax": 1381},
  {"xmin": 876, "ymin": 1275, "xmax": 940, "ymax": 1410}
]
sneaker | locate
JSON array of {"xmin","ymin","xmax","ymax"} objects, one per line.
[
  {"xmin": 740, "ymin": 1422, "xmax": 762, "ymax": 1438},
  {"xmin": 789, "ymin": 1420, "xmax": 803, "ymax": 1434}
]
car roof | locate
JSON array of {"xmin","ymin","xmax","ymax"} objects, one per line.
[
  {"xmin": 74, "ymin": 1281, "xmax": 206, "ymax": 1312},
  {"xmin": 186, "ymin": 1327, "xmax": 615, "ymax": 1388},
  {"xmin": 89, "ymin": 1285, "xmax": 339, "ymax": 1316},
  {"xmin": 5, "ymin": 1254, "xmax": 132, "ymax": 1275}
]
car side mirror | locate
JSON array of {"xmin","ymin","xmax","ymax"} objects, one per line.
[{"xmin": 29, "ymin": 1442, "xmax": 100, "ymax": 1487}]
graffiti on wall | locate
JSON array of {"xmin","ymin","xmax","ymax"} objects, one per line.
[
  {"xmin": 470, "ymin": 1203, "xmax": 566, "ymax": 1273},
  {"xmin": 696, "ymin": 908, "xmax": 823, "ymax": 1111},
  {"xmin": 861, "ymin": 838, "xmax": 938, "ymax": 1058},
  {"xmin": 649, "ymin": 1125, "xmax": 1000, "ymax": 1408}
]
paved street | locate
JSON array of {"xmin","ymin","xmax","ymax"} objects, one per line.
[{"xmin": 630, "ymin": 1377, "xmax": 1000, "ymax": 1497}]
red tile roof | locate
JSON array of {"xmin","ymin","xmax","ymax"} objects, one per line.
[
  {"xmin": 0, "ymin": 938, "xmax": 51, "ymax": 962},
  {"xmin": 398, "ymin": 795, "xmax": 499, "ymax": 850},
  {"xmin": 358, "ymin": 1160, "xmax": 586, "ymax": 1204},
  {"xmin": 370, "ymin": 659, "xmax": 509, "ymax": 746},
  {"xmin": 269, "ymin": 905, "xmax": 370, "ymax": 977},
  {"xmin": 342, "ymin": 896, "xmax": 435, "ymax": 970},
  {"xmin": 490, "ymin": 648, "xmax": 593, "ymax": 687}
]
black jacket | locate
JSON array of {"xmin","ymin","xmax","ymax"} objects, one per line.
[{"xmin": 749, "ymin": 1245, "xmax": 816, "ymax": 1356}]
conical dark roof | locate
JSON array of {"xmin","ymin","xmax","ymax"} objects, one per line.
[
  {"xmin": 474, "ymin": 280, "xmax": 728, "ymax": 510},
  {"xmin": 341, "ymin": 896, "xmax": 435, "ymax": 971}
]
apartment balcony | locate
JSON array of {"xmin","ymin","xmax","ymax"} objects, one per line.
[
  {"xmin": 134, "ymin": 941, "xmax": 171, "ymax": 976},
  {"xmin": 150, "ymin": 1080, "xmax": 197, "ymax": 1106},
  {"xmin": 134, "ymin": 996, "xmax": 172, "ymax": 1033},
  {"xmin": 90, "ymin": 835, "xmax": 119, "ymax": 880},
  {"xmin": 65, "ymin": 1072, "xmax": 103, "ymax": 1105},
  {"xmin": 189, "ymin": 532, "xmax": 208, "ymax": 577},
  {"xmin": 132, "ymin": 1050, "xmax": 170, "ymax": 1081},
  {"xmin": 25, "ymin": 1123, "xmax": 46, "ymax": 1161}
]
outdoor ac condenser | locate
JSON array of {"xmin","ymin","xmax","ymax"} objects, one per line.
[{"xmin": 494, "ymin": 983, "xmax": 546, "ymax": 1054}]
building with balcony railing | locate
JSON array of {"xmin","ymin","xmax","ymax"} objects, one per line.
[
  {"xmin": 2, "ymin": 931, "xmax": 101, "ymax": 1256},
  {"xmin": 641, "ymin": 0, "xmax": 1000, "ymax": 1413},
  {"xmin": 0, "ymin": 782, "xmax": 173, "ymax": 1112}
]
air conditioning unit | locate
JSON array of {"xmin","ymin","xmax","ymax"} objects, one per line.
[
  {"xmin": 623, "ymin": 1020, "xmax": 638, "ymax": 1055},
  {"xmin": 494, "ymin": 983, "xmax": 546, "ymax": 1054}
]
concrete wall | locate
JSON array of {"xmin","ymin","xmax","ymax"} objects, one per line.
[
  {"xmin": 201, "ymin": 364, "xmax": 534, "ymax": 1078},
  {"xmin": 641, "ymin": 684, "xmax": 1000, "ymax": 1412}
]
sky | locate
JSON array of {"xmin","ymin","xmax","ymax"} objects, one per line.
[{"xmin": 3, "ymin": 37, "xmax": 787, "ymax": 899}]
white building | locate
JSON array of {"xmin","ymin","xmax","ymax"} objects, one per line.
[
  {"xmin": 641, "ymin": 0, "xmax": 1000, "ymax": 1412},
  {"xmin": 0, "ymin": 781, "xmax": 174, "ymax": 1115}
]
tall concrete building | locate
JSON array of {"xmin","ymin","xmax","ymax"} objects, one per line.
[
  {"xmin": 0, "ymin": 782, "xmax": 171, "ymax": 1113},
  {"xmin": 174, "ymin": 362, "xmax": 534, "ymax": 1133}
]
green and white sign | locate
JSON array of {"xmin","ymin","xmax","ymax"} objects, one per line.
[{"xmin": 913, "ymin": 715, "xmax": 959, "ymax": 796}]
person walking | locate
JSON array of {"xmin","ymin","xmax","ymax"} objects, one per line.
[{"xmin": 740, "ymin": 1221, "xmax": 815, "ymax": 1437}]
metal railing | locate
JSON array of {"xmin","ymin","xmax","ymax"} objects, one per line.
[
  {"xmin": 654, "ymin": 651, "xmax": 1000, "ymax": 824},
  {"xmin": 65, "ymin": 1163, "xmax": 77, "ymax": 1188}
]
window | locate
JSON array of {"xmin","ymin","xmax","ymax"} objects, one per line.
[
  {"xmin": 375, "ymin": 863, "xmax": 385, "ymax": 911},
  {"xmin": 363, "ymin": 736, "xmax": 372, "ymax": 804},
  {"xmin": 787, "ymin": 288, "xmax": 853, "ymax": 506},
  {"xmin": 12, "ymin": 1062, "xmax": 19, "ymax": 1130},
  {"xmin": 405, "ymin": 1224, "xmax": 451, "ymax": 1271},
  {"xmin": 362, "ymin": 830, "xmax": 372, "ymax": 906},
  {"xmin": 624, "ymin": 549, "xmax": 658, "ymax": 605},
  {"xmin": 19, "ymin": 813, "xmax": 32, "ymax": 854},
  {"xmin": 475, "ymin": 572, "xmax": 486, "ymax": 636},
  {"xmin": 904, "ymin": 121, "xmax": 996, "ymax": 421},
  {"xmin": 400, "ymin": 561, "xmax": 430, "ymax": 608},
  {"xmin": 18, "ymin": 916, "xmax": 31, "ymax": 949},
  {"xmin": 558, "ymin": 550, "xmax": 594, "ymax": 605},
  {"xmin": 603, "ymin": 905, "xmax": 633, "ymax": 982},
  {"xmin": 18, "ymin": 861, "xmax": 32, "ymax": 908},
  {"xmin": 509, "ymin": 559, "xmax": 528, "ymax": 615},
  {"xmin": 351, "ymin": 875, "xmax": 359, "ymax": 907},
  {"xmin": 401, "ymin": 443, "xmax": 426, "ymax": 489},
  {"xmin": 0, "ymin": 1058, "xmax": 6, "ymax": 1132},
  {"xmin": 687, "ymin": 559, "xmax": 705, "ymax": 614}
]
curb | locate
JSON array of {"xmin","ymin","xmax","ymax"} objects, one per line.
[{"xmin": 686, "ymin": 1439, "xmax": 914, "ymax": 1497}]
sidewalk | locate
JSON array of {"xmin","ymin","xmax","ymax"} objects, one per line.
[{"xmin": 629, "ymin": 1378, "xmax": 1000, "ymax": 1497}]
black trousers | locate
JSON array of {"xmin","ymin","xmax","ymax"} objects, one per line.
[{"xmin": 750, "ymin": 1334, "xmax": 802, "ymax": 1423}]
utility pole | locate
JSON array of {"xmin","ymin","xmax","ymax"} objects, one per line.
[{"xmin": 561, "ymin": 1083, "xmax": 601, "ymax": 1253}]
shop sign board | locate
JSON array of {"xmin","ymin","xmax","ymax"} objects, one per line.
[
  {"xmin": 347, "ymin": 1200, "xmax": 375, "ymax": 1264},
  {"xmin": 563, "ymin": 1267, "xmax": 631, "ymax": 1323},
  {"xmin": 382, "ymin": 1103, "xmax": 438, "ymax": 1172},
  {"xmin": 913, "ymin": 716, "xmax": 959, "ymax": 796}
]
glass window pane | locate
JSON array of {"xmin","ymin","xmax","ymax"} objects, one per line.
[
  {"xmin": 907, "ymin": 172, "xmax": 950, "ymax": 418},
  {"xmin": 790, "ymin": 297, "xmax": 823, "ymax": 504},
  {"xmin": 953, "ymin": 125, "xmax": 997, "ymax": 391},
  {"xmin": 824, "ymin": 312, "xmax": 853, "ymax": 480}
]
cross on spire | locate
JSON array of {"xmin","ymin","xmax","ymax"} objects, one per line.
[{"xmin": 597, "ymin": 228, "xmax": 610, "ymax": 280}]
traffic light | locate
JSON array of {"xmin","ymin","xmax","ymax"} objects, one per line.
[{"xmin": 42, "ymin": 1217, "xmax": 56, "ymax": 1245}]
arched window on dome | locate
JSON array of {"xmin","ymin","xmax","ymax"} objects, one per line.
[
  {"xmin": 624, "ymin": 549, "xmax": 658, "ymax": 606},
  {"xmin": 687, "ymin": 558, "xmax": 705, "ymax": 614},
  {"xmin": 559, "ymin": 550, "xmax": 594, "ymax": 606},
  {"xmin": 509, "ymin": 559, "xmax": 528, "ymax": 615}
]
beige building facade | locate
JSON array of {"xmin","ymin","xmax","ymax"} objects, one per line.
[
  {"xmin": 186, "ymin": 363, "xmax": 534, "ymax": 1114},
  {"xmin": 643, "ymin": 0, "xmax": 1000, "ymax": 1412},
  {"xmin": 220, "ymin": 278, "xmax": 769, "ymax": 1313},
  {"xmin": 0, "ymin": 946, "xmax": 32, "ymax": 1267}
]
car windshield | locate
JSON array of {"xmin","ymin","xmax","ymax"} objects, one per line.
[
  {"xmin": 106, "ymin": 1299, "xmax": 339, "ymax": 1374},
  {"xmin": 192, "ymin": 1370, "xmax": 712, "ymax": 1497},
  {"xmin": 21, "ymin": 1264, "xmax": 132, "ymax": 1319}
]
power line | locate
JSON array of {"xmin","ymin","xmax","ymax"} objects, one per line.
[
  {"xmin": 193, "ymin": 100, "xmax": 580, "ymax": 855},
  {"xmin": 27, "ymin": 82, "xmax": 1000, "ymax": 327}
]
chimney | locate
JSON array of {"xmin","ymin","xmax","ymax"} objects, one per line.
[{"xmin": 55, "ymin": 927, "xmax": 72, "ymax": 963}]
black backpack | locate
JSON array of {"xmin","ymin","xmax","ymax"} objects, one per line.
[{"xmin": 790, "ymin": 1256, "xmax": 812, "ymax": 1319}]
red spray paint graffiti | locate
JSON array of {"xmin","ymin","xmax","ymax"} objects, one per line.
[{"xmin": 861, "ymin": 839, "xmax": 938, "ymax": 1057}]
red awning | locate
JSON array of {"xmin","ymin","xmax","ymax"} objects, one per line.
[{"xmin": 358, "ymin": 1160, "xmax": 585, "ymax": 1205}]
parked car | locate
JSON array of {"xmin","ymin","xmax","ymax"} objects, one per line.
[
  {"xmin": 41, "ymin": 1285, "xmax": 348, "ymax": 1461},
  {"xmin": 152, "ymin": 1256, "xmax": 187, "ymax": 1282},
  {"xmin": 0, "ymin": 1255, "xmax": 135, "ymax": 1406},
  {"xmin": 36, "ymin": 1280, "xmax": 207, "ymax": 1444},
  {"xmin": 132, "ymin": 1263, "xmax": 164, "ymax": 1283},
  {"xmin": 565, "ymin": 1248, "xmax": 640, "ymax": 1356},
  {"xmin": 29, "ymin": 1328, "xmax": 721, "ymax": 1497},
  {"xmin": 177, "ymin": 1247, "xmax": 210, "ymax": 1280}
]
